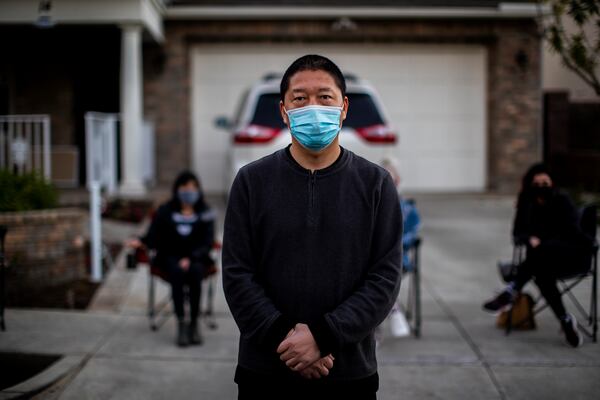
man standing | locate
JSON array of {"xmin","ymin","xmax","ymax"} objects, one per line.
[{"xmin": 223, "ymin": 54, "xmax": 403, "ymax": 399}]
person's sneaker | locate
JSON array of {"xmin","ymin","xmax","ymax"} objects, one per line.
[
  {"xmin": 482, "ymin": 290, "xmax": 515, "ymax": 313},
  {"xmin": 177, "ymin": 320, "xmax": 189, "ymax": 347},
  {"xmin": 188, "ymin": 319, "xmax": 204, "ymax": 346},
  {"xmin": 560, "ymin": 314, "xmax": 583, "ymax": 348}
]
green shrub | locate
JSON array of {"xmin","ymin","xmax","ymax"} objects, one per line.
[{"xmin": 0, "ymin": 169, "xmax": 58, "ymax": 212}]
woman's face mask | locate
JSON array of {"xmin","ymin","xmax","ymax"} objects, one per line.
[
  {"xmin": 178, "ymin": 190, "xmax": 200, "ymax": 205},
  {"xmin": 285, "ymin": 105, "xmax": 343, "ymax": 152},
  {"xmin": 531, "ymin": 185, "xmax": 553, "ymax": 200},
  {"xmin": 531, "ymin": 172, "xmax": 553, "ymax": 202}
]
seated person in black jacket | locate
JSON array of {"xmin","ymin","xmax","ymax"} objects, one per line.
[
  {"xmin": 128, "ymin": 171, "xmax": 215, "ymax": 347},
  {"xmin": 483, "ymin": 163, "xmax": 594, "ymax": 348}
]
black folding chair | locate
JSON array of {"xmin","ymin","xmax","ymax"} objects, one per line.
[
  {"xmin": 399, "ymin": 237, "xmax": 422, "ymax": 338},
  {"xmin": 504, "ymin": 204, "xmax": 598, "ymax": 342}
]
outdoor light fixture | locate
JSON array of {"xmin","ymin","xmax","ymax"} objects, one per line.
[
  {"xmin": 515, "ymin": 49, "xmax": 529, "ymax": 71},
  {"xmin": 332, "ymin": 17, "xmax": 358, "ymax": 32},
  {"xmin": 34, "ymin": 0, "xmax": 55, "ymax": 29}
]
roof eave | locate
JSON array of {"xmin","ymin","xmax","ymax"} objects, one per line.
[{"xmin": 165, "ymin": 3, "xmax": 550, "ymax": 20}]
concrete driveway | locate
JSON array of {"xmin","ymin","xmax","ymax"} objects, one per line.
[{"xmin": 1, "ymin": 194, "xmax": 598, "ymax": 399}]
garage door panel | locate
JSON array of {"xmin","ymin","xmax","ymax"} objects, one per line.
[
  {"xmin": 379, "ymin": 86, "xmax": 483, "ymax": 119},
  {"xmin": 399, "ymin": 122, "xmax": 480, "ymax": 152},
  {"xmin": 192, "ymin": 44, "xmax": 486, "ymax": 193},
  {"xmin": 414, "ymin": 157, "xmax": 483, "ymax": 191}
]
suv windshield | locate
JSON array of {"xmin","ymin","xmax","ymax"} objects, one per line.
[
  {"xmin": 250, "ymin": 92, "xmax": 384, "ymax": 129},
  {"xmin": 344, "ymin": 93, "xmax": 385, "ymax": 128},
  {"xmin": 251, "ymin": 93, "xmax": 286, "ymax": 129}
]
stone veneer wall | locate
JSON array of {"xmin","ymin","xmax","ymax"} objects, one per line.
[
  {"xmin": 0, "ymin": 208, "xmax": 86, "ymax": 294},
  {"xmin": 143, "ymin": 19, "xmax": 542, "ymax": 193}
]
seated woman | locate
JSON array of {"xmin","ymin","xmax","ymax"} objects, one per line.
[
  {"xmin": 129, "ymin": 171, "xmax": 215, "ymax": 347},
  {"xmin": 381, "ymin": 158, "xmax": 421, "ymax": 337},
  {"xmin": 483, "ymin": 163, "xmax": 594, "ymax": 347},
  {"xmin": 400, "ymin": 197, "xmax": 421, "ymax": 272},
  {"xmin": 381, "ymin": 158, "xmax": 421, "ymax": 271}
]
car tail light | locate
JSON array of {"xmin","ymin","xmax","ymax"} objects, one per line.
[
  {"xmin": 234, "ymin": 125, "xmax": 281, "ymax": 144},
  {"xmin": 355, "ymin": 125, "xmax": 397, "ymax": 144}
]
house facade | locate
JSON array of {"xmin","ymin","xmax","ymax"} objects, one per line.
[{"xmin": 0, "ymin": 0, "xmax": 548, "ymax": 194}]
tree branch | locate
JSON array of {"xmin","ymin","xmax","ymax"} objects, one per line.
[
  {"xmin": 543, "ymin": 0, "xmax": 600, "ymax": 96},
  {"xmin": 561, "ymin": 52, "xmax": 600, "ymax": 95}
]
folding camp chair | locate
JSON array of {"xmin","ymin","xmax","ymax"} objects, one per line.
[
  {"xmin": 134, "ymin": 242, "xmax": 221, "ymax": 332},
  {"xmin": 504, "ymin": 204, "xmax": 598, "ymax": 342},
  {"xmin": 399, "ymin": 237, "xmax": 422, "ymax": 337}
]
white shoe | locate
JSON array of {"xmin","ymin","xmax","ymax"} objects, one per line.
[
  {"xmin": 561, "ymin": 314, "xmax": 583, "ymax": 348},
  {"xmin": 390, "ymin": 310, "xmax": 410, "ymax": 337}
]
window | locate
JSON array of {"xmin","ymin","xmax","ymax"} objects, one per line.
[
  {"xmin": 251, "ymin": 93, "xmax": 286, "ymax": 129},
  {"xmin": 249, "ymin": 92, "xmax": 385, "ymax": 129},
  {"xmin": 344, "ymin": 93, "xmax": 384, "ymax": 128}
]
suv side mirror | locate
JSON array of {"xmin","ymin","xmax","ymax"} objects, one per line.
[{"xmin": 214, "ymin": 116, "xmax": 231, "ymax": 130}]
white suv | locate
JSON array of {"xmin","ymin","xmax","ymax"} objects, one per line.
[{"xmin": 218, "ymin": 74, "xmax": 397, "ymax": 191}]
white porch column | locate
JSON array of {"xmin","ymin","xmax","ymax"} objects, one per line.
[{"xmin": 119, "ymin": 24, "xmax": 146, "ymax": 196}]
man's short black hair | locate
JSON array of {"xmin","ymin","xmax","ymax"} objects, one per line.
[{"xmin": 280, "ymin": 54, "xmax": 346, "ymax": 101}]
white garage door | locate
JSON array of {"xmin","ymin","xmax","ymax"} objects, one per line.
[{"xmin": 191, "ymin": 43, "xmax": 486, "ymax": 194}]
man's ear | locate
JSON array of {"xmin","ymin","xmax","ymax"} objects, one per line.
[
  {"xmin": 280, "ymin": 101, "xmax": 289, "ymax": 126},
  {"xmin": 340, "ymin": 96, "xmax": 349, "ymax": 123}
]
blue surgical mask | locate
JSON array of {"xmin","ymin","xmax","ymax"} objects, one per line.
[
  {"xmin": 285, "ymin": 105, "xmax": 343, "ymax": 152},
  {"xmin": 178, "ymin": 190, "xmax": 200, "ymax": 205}
]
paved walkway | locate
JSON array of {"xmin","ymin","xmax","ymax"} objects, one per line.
[{"xmin": 1, "ymin": 195, "xmax": 599, "ymax": 399}]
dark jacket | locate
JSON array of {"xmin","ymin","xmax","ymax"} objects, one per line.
[
  {"xmin": 222, "ymin": 146, "xmax": 403, "ymax": 381},
  {"xmin": 142, "ymin": 201, "xmax": 215, "ymax": 266},
  {"xmin": 512, "ymin": 190, "xmax": 593, "ymax": 249}
]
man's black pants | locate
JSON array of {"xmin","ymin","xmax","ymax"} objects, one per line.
[
  {"xmin": 237, "ymin": 370, "xmax": 378, "ymax": 400},
  {"xmin": 238, "ymin": 383, "xmax": 377, "ymax": 400}
]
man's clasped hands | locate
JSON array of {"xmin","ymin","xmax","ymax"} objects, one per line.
[{"xmin": 276, "ymin": 323, "xmax": 334, "ymax": 379}]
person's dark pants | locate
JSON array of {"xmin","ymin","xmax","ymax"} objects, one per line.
[
  {"xmin": 236, "ymin": 367, "xmax": 378, "ymax": 400},
  {"xmin": 238, "ymin": 381, "xmax": 377, "ymax": 400},
  {"xmin": 513, "ymin": 240, "xmax": 591, "ymax": 320},
  {"xmin": 164, "ymin": 257, "xmax": 204, "ymax": 321}
]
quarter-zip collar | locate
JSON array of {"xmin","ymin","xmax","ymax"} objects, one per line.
[{"xmin": 281, "ymin": 144, "xmax": 349, "ymax": 177}]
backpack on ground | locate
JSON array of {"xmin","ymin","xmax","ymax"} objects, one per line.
[{"xmin": 496, "ymin": 292, "xmax": 536, "ymax": 330}]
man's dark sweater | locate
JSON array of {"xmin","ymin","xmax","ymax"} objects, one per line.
[{"xmin": 222, "ymin": 145, "xmax": 402, "ymax": 384}]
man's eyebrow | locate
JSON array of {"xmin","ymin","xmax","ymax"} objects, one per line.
[{"xmin": 291, "ymin": 87, "xmax": 334, "ymax": 93}]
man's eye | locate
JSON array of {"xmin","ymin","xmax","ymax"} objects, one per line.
[
  {"xmin": 293, "ymin": 97, "xmax": 305, "ymax": 102},
  {"xmin": 321, "ymin": 95, "xmax": 332, "ymax": 100}
]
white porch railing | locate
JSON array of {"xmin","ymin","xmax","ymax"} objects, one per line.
[
  {"xmin": 84, "ymin": 111, "xmax": 154, "ymax": 283},
  {"xmin": 0, "ymin": 115, "xmax": 51, "ymax": 180},
  {"xmin": 85, "ymin": 112, "xmax": 119, "ymax": 195},
  {"xmin": 85, "ymin": 112, "xmax": 155, "ymax": 195},
  {"xmin": 85, "ymin": 111, "xmax": 119, "ymax": 283}
]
